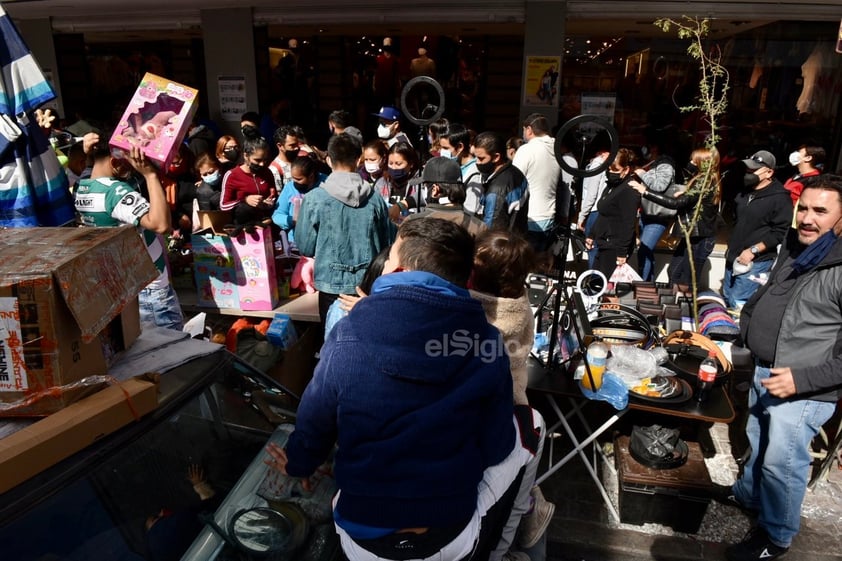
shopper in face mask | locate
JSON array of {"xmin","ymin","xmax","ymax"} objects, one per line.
[
  {"xmin": 268, "ymin": 125, "xmax": 302, "ymax": 192},
  {"xmin": 215, "ymin": 135, "xmax": 241, "ymax": 172},
  {"xmin": 372, "ymin": 106, "xmax": 412, "ymax": 148},
  {"xmin": 473, "ymin": 131, "xmax": 528, "ymax": 233},
  {"xmin": 358, "ymin": 140, "xmax": 388, "ymax": 187},
  {"xmin": 784, "ymin": 144, "xmax": 825, "ymax": 206},
  {"xmin": 587, "ymin": 148, "xmax": 642, "ymax": 280},
  {"xmin": 219, "ymin": 130, "xmax": 278, "ymax": 225},
  {"xmin": 272, "ymin": 155, "xmax": 328, "ymax": 244},
  {"xmin": 375, "ymin": 142, "xmax": 420, "ymax": 223},
  {"xmin": 723, "ymin": 150, "xmax": 793, "ymax": 309},
  {"xmin": 195, "ymin": 153, "xmax": 223, "ymax": 211},
  {"xmin": 162, "ymin": 145, "xmax": 197, "ymax": 237}
]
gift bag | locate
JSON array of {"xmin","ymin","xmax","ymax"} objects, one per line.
[{"xmin": 609, "ymin": 262, "xmax": 643, "ymax": 284}]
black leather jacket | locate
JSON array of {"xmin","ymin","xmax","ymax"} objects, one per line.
[{"xmin": 641, "ymin": 188, "xmax": 718, "ymax": 239}]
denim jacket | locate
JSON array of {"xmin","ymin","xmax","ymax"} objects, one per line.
[{"xmin": 294, "ymin": 171, "xmax": 393, "ymax": 294}]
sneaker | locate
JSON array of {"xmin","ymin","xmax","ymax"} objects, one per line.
[
  {"xmin": 502, "ymin": 552, "xmax": 530, "ymax": 561},
  {"xmin": 518, "ymin": 486, "xmax": 555, "ymax": 549},
  {"xmin": 711, "ymin": 484, "xmax": 758, "ymax": 515},
  {"xmin": 726, "ymin": 527, "xmax": 789, "ymax": 561}
]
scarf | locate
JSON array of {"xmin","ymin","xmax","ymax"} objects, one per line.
[{"xmin": 791, "ymin": 230, "xmax": 838, "ymax": 275}]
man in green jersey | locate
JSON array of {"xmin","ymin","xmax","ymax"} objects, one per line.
[{"xmin": 75, "ymin": 142, "xmax": 184, "ymax": 331}]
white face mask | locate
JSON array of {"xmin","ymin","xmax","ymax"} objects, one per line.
[
  {"xmin": 788, "ymin": 151, "xmax": 801, "ymax": 167},
  {"xmin": 364, "ymin": 161, "xmax": 381, "ymax": 174},
  {"xmin": 439, "ymin": 149, "xmax": 453, "ymax": 160},
  {"xmin": 377, "ymin": 124, "xmax": 393, "ymax": 140}
]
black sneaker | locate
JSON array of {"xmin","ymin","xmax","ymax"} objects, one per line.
[
  {"xmin": 726, "ymin": 527, "xmax": 789, "ymax": 561},
  {"xmin": 712, "ymin": 484, "xmax": 758, "ymax": 515}
]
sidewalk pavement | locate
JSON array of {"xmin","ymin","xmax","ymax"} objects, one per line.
[{"xmin": 542, "ymin": 422, "xmax": 842, "ymax": 561}]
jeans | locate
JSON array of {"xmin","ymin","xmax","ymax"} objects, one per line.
[
  {"xmin": 722, "ymin": 259, "xmax": 773, "ymax": 309},
  {"xmin": 732, "ymin": 365, "xmax": 835, "ymax": 548},
  {"xmin": 139, "ymin": 283, "xmax": 184, "ymax": 331},
  {"xmin": 584, "ymin": 212, "xmax": 599, "ymax": 268},
  {"xmin": 668, "ymin": 236, "xmax": 715, "ymax": 287},
  {"xmin": 637, "ymin": 217, "xmax": 667, "ymax": 281}
]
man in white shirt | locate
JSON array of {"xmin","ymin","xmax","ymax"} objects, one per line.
[{"xmin": 513, "ymin": 113, "xmax": 561, "ymax": 251}]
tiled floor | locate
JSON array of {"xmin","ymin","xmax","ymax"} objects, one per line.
[{"xmin": 541, "ymin": 417, "xmax": 842, "ymax": 561}]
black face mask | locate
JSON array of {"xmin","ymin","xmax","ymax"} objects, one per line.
[
  {"xmin": 685, "ymin": 163, "xmax": 698, "ymax": 176},
  {"xmin": 241, "ymin": 125, "xmax": 259, "ymax": 137},
  {"xmin": 223, "ymin": 148, "xmax": 240, "ymax": 161},
  {"xmin": 249, "ymin": 163, "xmax": 263, "ymax": 174},
  {"xmin": 476, "ymin": 161, "xmax": 496, "ymax": 176},
  {"xmin": 284, "ymin": 150, "xmax": 299, "ymax": 162},
  {"xmin": 606, "ymin": 171, "xmax": 623, "ymax": 185},
  {"xmin": 293, "ymin": 181, "xmax": 310, "ymax": 192},
  {"xmin": 743, "ymin": 172, "xmax": 760, "ymax": 189}
]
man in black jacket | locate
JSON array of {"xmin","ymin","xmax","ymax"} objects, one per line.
[{"xmin": 722, "ymin": 150, "xmax": 792, "ymax": 309}]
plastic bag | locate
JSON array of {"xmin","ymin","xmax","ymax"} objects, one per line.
[
  {"xmin": 579, "ymin": 372, "xmax": 628, "ymax": 410},
  {"xmin": 609, "ymin": 262, "xmax": 643, "ymax": 284},
  {"xmin": 606, "ymin": 344, "xmax": 657, "ymax": 388}
]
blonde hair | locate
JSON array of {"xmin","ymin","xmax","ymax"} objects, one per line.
[{"xmin": 687, "ymin": 147, "xmax": 721, "ymax": 205}]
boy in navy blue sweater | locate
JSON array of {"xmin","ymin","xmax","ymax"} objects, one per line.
[{"xmin": 268, "ymin": 218, "xmax": 541, "ymax": 561}]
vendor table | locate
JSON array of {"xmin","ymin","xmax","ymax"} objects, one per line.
[
  {"xmin": 178, "ymin": 289, "xmax": 320, "ymax": 323},
  {"xmin": 527, "ymin": 357, "xmax": 735, "ymax": 522}
]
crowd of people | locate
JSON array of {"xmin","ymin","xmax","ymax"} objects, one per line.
[{"xmin": 53, "ymin": 102, "xmax": 842, "ymax": 561}]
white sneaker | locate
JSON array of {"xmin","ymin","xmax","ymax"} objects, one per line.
[{"xmin": 518, "ymin": 486, "xmax": 555, "ymax": 549}]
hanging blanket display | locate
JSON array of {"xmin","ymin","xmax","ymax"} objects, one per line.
[{"xmin": 0, "ymin": 5, "xmax": 74, "ymax": 227}]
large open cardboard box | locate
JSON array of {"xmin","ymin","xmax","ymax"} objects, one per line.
[
  {"xmin": 0, "ymin": 376, "xmax": 159, "ymax": 494},
  {"xmin": 0, "ymin": 226, "xmax": 158, "ymax": 416}
]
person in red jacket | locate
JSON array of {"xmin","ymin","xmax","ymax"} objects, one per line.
[
  {"xmin": 219, "ymin": 129, "xmax": 277, "ymax": 225},
  {"xmin": 784, "ymin": 144, "xmax": 824, "ymax": 205}
]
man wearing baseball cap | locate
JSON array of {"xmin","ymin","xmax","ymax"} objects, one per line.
[
  {"xmin": 404, "ymin": 156, "xmax": 486, "ymax": 236},
  {"xmin": 723, "ymin": 150, "xmax": 792, "ymax": 309},
  {"xmin": 373, "ymin": 106, "xmax": 412, "ymax": 148}
]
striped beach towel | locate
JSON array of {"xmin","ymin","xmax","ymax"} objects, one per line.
[{"xmin": 0, "ymin": 5, "xmax": 75, "ymax": 227}]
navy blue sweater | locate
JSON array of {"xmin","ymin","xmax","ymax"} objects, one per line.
[{"xmin": 284, "ymin": 272, "xmax": 516, "ymax": 529}]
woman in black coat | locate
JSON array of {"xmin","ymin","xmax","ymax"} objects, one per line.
[{"xmin": 587, "ymin": 148, "xmax": 642, "ymax": 280}]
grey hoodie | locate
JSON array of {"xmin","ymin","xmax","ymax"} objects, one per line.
[{"xmin": 322, "ymin": 170, "xmax": 372, "ymax": 208}]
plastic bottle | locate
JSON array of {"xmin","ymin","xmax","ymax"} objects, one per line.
[{"xmin": 695, "ymin": 350, "xmax": 718, "ymax": 403}]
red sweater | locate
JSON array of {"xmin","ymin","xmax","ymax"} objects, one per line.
[{"xmin": 219, "ymin": 166, "xmax": 277, "ymax": 211}]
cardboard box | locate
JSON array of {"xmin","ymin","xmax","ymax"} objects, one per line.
[
  {"xmin": 0, "ymin": 376, "xmax": 158, "ymax": 494},
  {"xmin": 192, "ymin": 232, "xmax": 239, "ymax": 309},
  {"xmin": 109, "ymin": 73, "xmax": 199, "ymax": 169},
  {"xmin": 0, "ymin": 227, "xmax": 157, "ymax": 416},
  {"xmin": 195, "ymin": 210, "xmax": 232, "ymax": 235}
]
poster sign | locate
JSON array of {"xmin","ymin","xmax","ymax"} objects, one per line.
[
  {"xmin": 218, "ymin": 76, "xmax": 247, "ymax": 122},
  {"xmin": 0, "ymin": 298, "xmax": 28, "ymax": 392},
  {"xmin": 580, "ymin": 93, "xmax": 617, "ymax": 124},
  {"xmin": 524, "ymin": 55, "xmax": 561, "ymax": 107}
]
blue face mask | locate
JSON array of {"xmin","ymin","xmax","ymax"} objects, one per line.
[
  {"xmin": 390, "ymin": 167, "xmax": 408, "ymax": 181},
  {"xmin": 203, "ymin": 170, "xmax": 221, "ymax": 186},
  {"xmin": 792, "ymin": 229, "xmax": 839, "ymax": 275}
]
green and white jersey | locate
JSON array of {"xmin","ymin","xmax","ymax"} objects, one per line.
[{"xmin": 75, "ymin": 177, "xmax": 169, "ymax": 289}]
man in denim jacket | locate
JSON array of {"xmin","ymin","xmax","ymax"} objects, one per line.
[{"xmin": 294, "ymin": 133, "xmax": 393, "ymax": 333}]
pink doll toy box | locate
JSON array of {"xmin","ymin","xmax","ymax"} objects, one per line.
[{"xmin": 109, "ymin": 73, "xmax": 199, "ymax": 168}]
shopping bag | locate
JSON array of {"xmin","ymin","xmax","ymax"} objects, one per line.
[{"xmin": 609, "ymin": 262, "xmax": 643, "ymax": 284}]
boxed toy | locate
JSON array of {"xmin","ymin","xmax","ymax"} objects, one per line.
[
  {"xmin": 0, "ymin": 226, "xmax": 157, "ymax": 416},
  {"xmin": 192, "ymin": 232, "xmax": 239, "ymax": 309},
  {"xmin": 109, "ymin": 73, "xmax": 199, "ymax": 168},
  {"xmin": 231, "ymin": 225, "xmax": 280, "ymax": 311},
  {"xmin": 266, "ymin": 314, "xmax": 298, "ymax": 349}
]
